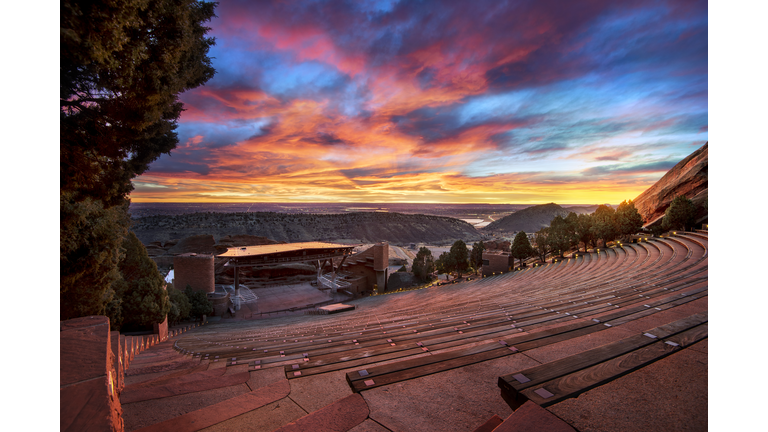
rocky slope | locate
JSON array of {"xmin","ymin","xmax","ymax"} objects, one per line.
[
  {"xmin": 132, "ymin": 211, "xmax": 482, "ymax": 246},
  {"xmin": 633, "ymin": 142, "xmax": 708, "ymax": 226},
  {"xmin": 483, "ymin": 203, "xmax": 571, "ymax": 234}
]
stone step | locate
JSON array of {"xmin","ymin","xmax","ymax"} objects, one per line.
[
  {"xmin": 131, "ymin": 379, "xmax": 290, "ymax": 432},
  {"xmin": 272, "ymin": 393, "xmax": 369, "ymax": 432}
]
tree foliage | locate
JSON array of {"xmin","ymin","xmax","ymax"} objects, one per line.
[
  {"xmin": 435, "ymin": 252, "xmax": 451, "ymax": 276},
  {"xmin": 533, "ymin": 228, "xmax": 552, "ymax": 263},
  {"xmin": 470, "ymin": 241, "xmax": 485, "ymax": 272},
  {"xmin": 60, "ymin": 197, "xmax": 130, "ymax": 320},
  {"xmin": 564, "ymin": 212, "xmax": 580, "ymax": 250},
  {"xmin": 510, "ymin": 231, "xmax": 534, "ymax": 268},
  {"xmin": 411, "ymin": 247, "xmax": 436, "ymax": 282},
  {"xmin": 113, "ymin": 232, "xmax": 171, "ymax": 330},
  {"xmin": 547, "ymin": 216, "xmax": 572, "ymax": 257},
  {"xmin": 185, "ymin": 285, "xmax": 213, "ymax": 319},
  {"xmin": 449, "ymin": 240, "xmax": 470, "ymax": 278},
  {"xmin": 575, "ymin": 213, "xmax": 596, "ymax": 252},
  {"xmin": 60, "ymin": 0, "xmax": 217, "ymax": 320},
  {"xmin": 662, "ymin": 196, "xmax": 697, "ymax": 231},
  {"xmin": 591, "ymin": 205, "xmax": 618, "ymax": 247},
  {"xmin": 168, "ymin": 287, "xmax": 191, "ymax": 325},
  {"xmin": 616, "ymin": 200, "xmax": 644, "ymax": 238}
]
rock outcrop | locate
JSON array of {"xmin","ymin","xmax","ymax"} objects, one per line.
[{"xmin": 633, "ymin": 142, "xmax": 708, "ymax": 226}]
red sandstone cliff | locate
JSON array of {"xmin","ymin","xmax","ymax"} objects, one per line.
[{"xmin": 633, "ymin": 142, "xmax": 708, "ymax": 226}]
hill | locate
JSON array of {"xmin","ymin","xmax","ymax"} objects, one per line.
[
  {"xmin": 633, "ymin": 142, "xmax": 708, "ymax": 226},
  {"xmin": 483, "ymin": 203, "xmax": 571, "ymax": 234},
  {"xmin": 131, "ymin": 211, "xmax": 482, "ymax": 246}
]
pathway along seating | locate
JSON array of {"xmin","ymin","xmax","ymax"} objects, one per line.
[{"xmin": 121, "ymin": 233, "xmax": 707, "ymax": 431}]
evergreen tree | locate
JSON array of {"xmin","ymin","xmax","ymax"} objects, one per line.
[
  {"xmin": 533, "ymin": 228, "xmax": 552, "ymax": 263},
  {"xmin": 470, "ymin": 241, "xmax": 485, "ymax": 271},
  {"xmin": 510, "ymin": 231, "xmax": 534, "ymax": 269},
  {"xmin": 60, "ymin": 0, "xmax": 217, "ymax": 320},
  {"xmin": 564, "ymin": 212, "xmax": 581, "ymax": 250},
  {"xmin": 168, "ymin": 287, "xmax": 191, "ymax": 325},
  {"xmin": 662, "ymin": 196, "xmax": 697, "ymax": 231},
  {"xmin": 616, "ymin": 200, "xmax": 644, "ymax": 238},
  {"xmin": 576, "ymin": 213, "xmax": 596, "ymax": 252},
  {"xmin": 114, "ymin": 232, "xmax": 171, "ymax": 330},
  {"xmin": 185, "ymin": 285, "xmax": 213, "ymax": 319},
  {"xmin": 591, "ymin": 205, "xmax": 618, "ymax": 247},
  {"xmin": 411, "ymin": 247, "xmax": 436, "ymax": 282},
  {"xmin": 435, "ymin": 252, "xmax": 452, "ymax": 276},
  {"xmin": 547, "ymin": 216, "xmax": 572, "ymax": 257},
  {"xmin": 449, "ymin": 240, "xmax": 470, "ymax": 278},
  {"xmin": 60, "ymin": 197, "xmax": 130, "ymax": 320}
]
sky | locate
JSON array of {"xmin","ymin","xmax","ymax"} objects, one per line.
[{"xmin": 130, "ymin": 0, "xmax": 708, "ymax": 205}]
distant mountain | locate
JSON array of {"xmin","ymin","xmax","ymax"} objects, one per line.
[
  {"xmin": 132, "ymin": 211, "xmax": 482, "ymax": 246},
  {"xmin": 483, "ymin": 203, "xmax": 570, "ymax": 233},
  {"xmin": 562, "ymin": 205, "xmax": 601, "ymax": 214},
  {"xmin": 633, "ymin": 142, "xmax": 708, "ymax": 226}
]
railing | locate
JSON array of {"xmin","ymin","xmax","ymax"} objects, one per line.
[{"xmin": 318, "ymin": 274, "xmax": 352, "ymax": 290}]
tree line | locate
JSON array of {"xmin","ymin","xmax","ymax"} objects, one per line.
[
  {"xmin": 397, "ymin": 196, "xmax": 701, "ymax": 285},
  {"xmin": 526, "ymin": 196, "xmax": 699, "ymax": 264}
]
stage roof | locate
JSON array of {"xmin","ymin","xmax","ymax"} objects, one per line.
[{"xmin": 218, "ymin": 241, "xmax": 357, "ymax": 258}]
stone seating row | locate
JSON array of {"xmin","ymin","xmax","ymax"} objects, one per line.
[
  {"xmin": 341, "ymin": 284, "xmax": 708, "ymax": 392},
  {"xmin": 497, "ymin": 311, "xmax": 708, "ymax": 408},
  {"xmin": 171, "ymin": 272, "xmax": 707, "ymax": 384},
  {"xmin": 170, "ymin": 236, "xmax": 706, "ymax": 379}
]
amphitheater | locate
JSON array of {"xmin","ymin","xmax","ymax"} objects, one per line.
[{"xmin": 109, "ymin": 231, "xmax": 707, "ymax": 431}]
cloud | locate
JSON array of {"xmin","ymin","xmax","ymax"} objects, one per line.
[{"xmin": 131, "ymin": 0, "xmax": 708, "ymax": 205}]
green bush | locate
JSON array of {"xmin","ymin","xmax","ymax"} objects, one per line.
[
  {"xmin": 185, "ymin": 285, "xmax": 213, "ymax": 319},
  {"xmin": 168, "ymin": 288, "xmax": 191, "ymax": 324},
  {"xmin": 114, "ymin": 232, "xmax": 170, "ymax": 331}
]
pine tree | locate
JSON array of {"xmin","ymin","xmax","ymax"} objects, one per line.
[
  {"xmin": 510, "ymin": 231, "xmax": 534, "ymax": 269},
  {"xmin": 168, "ymin": 287, "xmax": 191, "ymax": 325},
  {"xmin": 449, "ymin": 240, "xmax": 470, "ymax": 278},
  {"xmin": 185, "ymin": 285, "xmax": 213, "ymax": 319},
  {"xmin": 114, "ymin": 232, "xmax": 171, "ymax": 330},
  {"xmin": 662, "ymin": 196, "xmax": 697, "ymax": 231},
  {"xmin": 533, "ymin": 228, "xmax": 552, "ymax": 263},
  {"xmin": 470, "ymin": 241, "xmax": 485, "ymax": 272},
  {"xmin": 591, "ymin": 205, "xmax": 618, "ymax": 247},
  {"xmin": 60, "ymin": 0, "xmax": 217, "ymax": 319},
  {"xmin": 576, "ymin": 213, "xmax": 595, "ymax": 252},
  {"xmin": 547, "ymin": 216, "xmax": 572, "ymax": 257},
  {"xmin": 411, "ymin": 247, "xmax": 436, "ymax": 282},
  {"xmin": 616, "ymin": 200, "xmax": 644, "ymax": 238}
]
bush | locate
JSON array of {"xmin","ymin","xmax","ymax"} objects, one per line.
[
  {"xmin": 168, "ymin": 288, "xmax": 191, "ymax": 324},
  {"xmin": 185, "ymin": 285, "xmax": 213, "ymax": 319},
  {"xmin": 114, "ymin": 232, "xmax": 170, "ymax": 331},
  {"xmin": 662, "ymin": 196, "xmax": 697, "ymax": 231}
]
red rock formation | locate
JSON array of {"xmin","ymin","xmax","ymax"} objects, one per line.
[{"xmin": 633, "ymin": 142, "xmax": 708, "ymax": 226}]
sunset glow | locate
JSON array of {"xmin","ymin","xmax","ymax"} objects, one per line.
[{"xmin": 131, "ymin": 0, "xmax": 708, "ymax": 204}]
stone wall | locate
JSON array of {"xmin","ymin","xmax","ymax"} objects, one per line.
[
  {"xmin": 482, "ymin": 251, "xmax": 512, "ymax": 275},
  {"xmin": 209, "ymin": 292, "xmax": 231, "ymax": 316},
  {"xmin": 60, "ymin": 316, "xmax": 123, "ymax": 432},
  {"xmin": 373, "ymin": 243, "xmax": 388, "ymax": 271}
]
